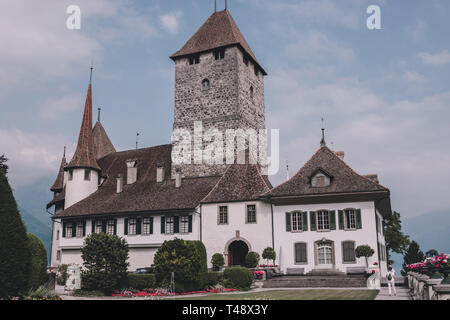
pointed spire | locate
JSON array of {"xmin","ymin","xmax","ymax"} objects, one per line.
[
  {"xmin": 66, "ymin": 67, "xmax": 101, "ymax": 171},
  {"xmin": 50, "ymin": 148, "xmax": 67, "ymax": 192}
]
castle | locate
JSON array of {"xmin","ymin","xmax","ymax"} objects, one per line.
[{"xmin": 47, "ymin": 9, "xmax": 391, "ymax": 276}]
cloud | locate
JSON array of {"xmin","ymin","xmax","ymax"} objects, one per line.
[
  {"xmin": 159, "ymin": 11, "xmax": 183, "ymax": 34},
  {"xmin": 402, "ymin": 71, "xmax": 426, "ymax": 83},
  {"xmin": 39, "ymin": 93, "xmax": 85, "ymax": 120},
  {"xmin": 418, "ymin": 50, "xmax": 450, "ymax": 66}
]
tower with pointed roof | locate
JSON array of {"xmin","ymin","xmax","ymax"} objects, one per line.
[
  {"xmin": 171, "ymin": 9, "xmax": 267, "ymax": 178},
  {"xmin": 64, "ymin": 68, "xmax": 101, "ymax": 208}
]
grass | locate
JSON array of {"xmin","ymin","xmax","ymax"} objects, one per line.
[{"xmin": 173, "ymin": 289, "xmax": 379, "ymax": 300}]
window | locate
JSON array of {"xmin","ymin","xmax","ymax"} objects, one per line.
[
  {"xmin": 311, "ymin": 171, "xmax": 331, "ymax": 187},
  {"xmin": 295, "ymin": 243, "xmax": 307, "ymax": 263},
  {"xmin": 218, "ymin": 206, "xmax": 228, "ymax": 225},
  {"xmin": 142, "ymin": 217, "xmax": 151, "ymax": 235},
  {"xmin": 56, "ymin": 230, "xmax": 60, "ymax": 240},
  {"xmin": 317, "ymin": 241, "xmax": 333, "ymax": 264},
  {"xmin": 128, "ymin": 218, "xmax": 137, "ymax": 235},
  {"xmin": 106, "ymin": 220, "xmax": 115, "ymax": 235},
  {"xmin": 250, "ymin": 86, "xmax": 254, "ymax": 99},
  {"xmin": 344, "ymin": 209, "xmax": 357, "ymax": 230},
  {"xmin": 246, "ymin": 205, "xmax": 256, "ymax": 223},
  {"xmin": 95, "ymin": 220, "xmax": 103, "ymax": 234},
  {"xmin": 84, "ymin": 169, "xmax": 91, "ymax": 181},
  {"xmin": 165, "ymin": 216, "xmax": 174, "ymax": 234},
  {"xmin": 189, "ymin": 55, "xmax": 200, "ymax": 65},
  {"xmin": 317, "ymin": 210, "xmax": 330, "ymax": 231},
  {"xmin": 291, "ymin": 211, "xmax": 303, "ymax": 231},
  {"xmin": 201, "ymin": 79, "xmax": 210, "ymax": 91},
  {"xmin": 180, "ymin": 216, "xmax": 189, "ymax": 233},
  {"xmin": 214, "ymin": 48, "xmax": 225, "ymax": 60},
  {"xmin": 68, "ymin": 170, "xmax": 73, "ymax": 181},
  {"xmin": 342, "ymin": 241, "xmax": 356, "ymax": 263},
  {"xmin": 76, "ymin": 222, "xmax": 84, "ymax": 238},
  {"xmin": 65, "ymin": 223, "xmax": 74, "ymax": 238}
]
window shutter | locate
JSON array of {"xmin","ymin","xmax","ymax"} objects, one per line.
[
  {"xmin": 330, "ymin": 211, "xmax": 336, "ymax": 230},
  {"xmin": 150, "ymin": 217, "xmax": 154, "ymax": 234},
  {"xmin": 310, "ymin": 212, "xmax": 316, "ymax": 231},
  {"xmin": 114, "ymin": 219, "xmax": 117, "ymax": 235},
  {"xmin": 285, "ymin": 212, "xmax": 291, "ymax": 232},
  {"xmin": 302, "ymin": 211, "xmax": 308, "ymax": 231},
  {"xmin": 62, "ymin": 222, "xmax": 67, "ymax": 238},
  {"xmin": 338, "ymin": 210, "xmax": 344, "ymax": 230},
  {"xmin": 124, "ymin": 218, "xmax": 128, "ymax": 235},
  {"xmin": 375, "ymin": 214, "xmax": 379, "ymax": 233},
  {"xmin": 71, "ymin": 222, "xmax": 76, "ymax": 238},
  {"xmin": 91, "ymin": 220, "xmax": 95, "ymax": 234},
  {"xmin": 174, "ymin": 216, "xmax": 180, "ymax": 233},
  {"xmin": 161, "ymin": 216, "xmax": 165, "ymax": 234},
  {"xmin": 83, "ymin": 221, "xmax": 86, "ymax": 237},
  {"xmin": 295, "ymin": 243, "xmax": 307, "ymax": 263},
  {"xmin": 102, "ymin": 220, "xmax": 107, "ymax": 233},
  {"xmin": 136, "ymin": 218, "xmax": 142, "ymax": 235},
  {"xmin": 188, "ymin": 215, "xmax": 193, "ymax": 233},
  {"xmin": 356, "ymin": 209, "xmax": 362, "ymax": 229}
]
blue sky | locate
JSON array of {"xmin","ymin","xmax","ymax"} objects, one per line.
[{"xmin": 1, "ymin": 0, "xmax": 449, "ymax": 220}]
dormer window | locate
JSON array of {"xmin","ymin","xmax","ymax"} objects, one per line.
[
  {"xmin": 189, "ymin": 55, "xmax": 200, "ymax": 65},
  {"xmin": 201, "ymin": 79, "xmax": 210, "ymax": 91},
  {"xmin": 311, "ymin": 170, "xmax": 331, "ymax": 187},
  {"xmin": 214, "ymin": 48, "xmax": 225, "ymax": 60}
]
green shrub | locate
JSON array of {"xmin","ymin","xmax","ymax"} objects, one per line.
[
  {"xmin": 223, "ymin": 267, "xmax": 253, "ymax": 290},
  {"xmin": 72, "ymin": 289, "xmax": 105, "ymax": 297},
  {"xmin": 245, "ymin": 251, "xmax": 260, "ymax": 268},
  {"xmin": 80, "ymin": 233, "xmax": 129, "ymax": 295},
  {"xmin": 127, "ymin": 274, "xmax": 156, "ymax": 290},
  {"xmin": 199, "ymin": 272, "xmax": 223, "ymax": 289},
  {"xmin": 262, "ymin": 247, "xmax": 276, "ymax": 264},
  {"xmin": 0, "ymin": 171, "xmax": 31, "ymax": 298},
  {"xmin": 56, "ymin": 264, "xmax": 69, "ymax": 286},
  {"xmin": 26, "ymin": 285, "xmax": 59, "ymax": 300},
  {"xmin": 211, "ymin": 253, "xmax": 225, "ymax": 271},
  {"xmin": 27, "ymin": 234, "xmax": 48, "ymax": 290},
  {"xmin": 188, "ymin": 241, "xmax": 208, "ymax": 273}
]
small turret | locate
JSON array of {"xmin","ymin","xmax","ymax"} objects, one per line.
[{"xmin": 50, "ymin": 147, "xmax": 67, "ymax": 194}]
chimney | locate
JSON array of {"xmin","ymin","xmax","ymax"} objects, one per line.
[
  {"xmin": 116, "ymin": 174, "xmax": 123, "ymax": 194},
  {"xmin": 156, "ymin": 166, "xmax": 165, "ymax": 183},
  {"xmin": 175, "ymin": 169, "xmax": 182, "ymax": 188},
  {"xmin": 335, "ymin": 151, "xmax": 345, "ymax": 160},
  {"xmin": 126, "ymin": 159, "xmax": 137, "ymax": 184}
]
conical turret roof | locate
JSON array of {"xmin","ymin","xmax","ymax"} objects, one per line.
[{"xmin": 50, "ymin": 154, "xmax": 67, "ymax": 192}]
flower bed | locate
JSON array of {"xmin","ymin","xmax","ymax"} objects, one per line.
[{"xmin": 111, "ymin": 288, "xmax": 237, "ymax": 297}]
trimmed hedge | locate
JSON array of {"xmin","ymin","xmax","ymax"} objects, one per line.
[
  {"xmin": 188, "ymin": 241, "xmax": 208, "ymax": 273},
  {"xmin": 245, "ymin": 251, "xmax": 260, "ymax": 268},
  {"xmin": 223, "ymin": 267, "xmax": 253, "ymax": 290},
  {"xmin": 211, "ymin": 253, "xmax": 225, "ymax": 271},
  {"xmin": 127, "ymin": 274, "xmax": 156, "ymax": 290},
  {"xmin": 199, "ymin": 271, "xmax": 223, "ymax": 288},
  {"xmin": 27, "ymin": 234, "xmax": 48, "ymax": 290}
]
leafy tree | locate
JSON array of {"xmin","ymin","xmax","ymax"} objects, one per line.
[
  {"xmin": 426, "ymin": 249, "xmax": 439, "ymax": 258},
  {"xmin": 211, "ymin": 253, "xmax": 225, "ymax": 271},
  {"xmin": 403, "ymin": 240, "xmax": 425, "ymax": 265},
  {"xmin": 0, "ymin": 154, "xmax": 8, "ymax": 175},
  {"xmin": 384, "ymin": 211, "xmax": 410, "ymax": 265},
  {"xmin": 245, "ymin": 251, "xmax": 260, "ymax": 268},
  {"xmin": 56, "ymin": 264, "xmax": 69, "ymax": 286},
  {"xmin": 153, "ymin": 238, "xmax": 202, "ymax": 293},
  {"xmin": 262, "ymin": 247, "xmax": 276, "ymax": 265},
  {"xmin": 27, "ymin": 234, "xmax": 48, "ymax": 290},
  {"xmin": 0, "ymin": 171, "xmax": 31, "ymax": 298},
  {"xmin": 223, "ymin": 267, "xmax": 254, "ymax": 290},
  {"xmin": 355, "ymin": 245, "xmax": 375, "ymax": 267},
  {"xmin": 80, "ymin": 233, "xmax": 129, "ymax": 295}
]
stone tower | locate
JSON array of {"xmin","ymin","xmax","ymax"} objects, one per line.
[{"xmin": 170, "ymin": 9, "xmax": 267, "ymax": 178}]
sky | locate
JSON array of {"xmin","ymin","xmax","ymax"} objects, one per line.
[{"xmin": 0, "ymin": 0, "xmax": 449, "ymax": 220}]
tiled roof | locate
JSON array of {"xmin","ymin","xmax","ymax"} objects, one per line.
[
  {"xmin": 46, "ymin": 188, "xmax": 65, "ymax": 210},
  {"xmin": 201, "ymin": 163, "xmax": 272, "ymax": 203},
  {"xmin": 50, "ymin": 155, "xmax": 66, "ymax": 192},
  {"xmin": 264, "ymin": 146, "xmax": 389, "ymax": 198},
  {"xmin": 170, "ymin": 10, "xmax": 266, "ymax": 75},
  {"xmin": 93, "ymin": 121, "xmax": 116, "ymax": 159},
  {"xmin": 66, "ymin": 84, "xmax": 101, "ymax": 171}
]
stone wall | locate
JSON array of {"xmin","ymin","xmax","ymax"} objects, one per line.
[{"xmin": 407, "ymin": 272, "xmax": 450, "ymax": 300}]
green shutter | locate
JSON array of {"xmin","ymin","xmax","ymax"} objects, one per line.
[
  {"xmin": 356, "ymin": 209, "xmax": 362, "ymax": 229},
  {"xmin": 114, "ymin": 219, "xmax": 117, "ymax": 235},
  {"xmin": 188, "ymin": 215, "xmax": 193, "ymax": 233},
  {"xmin": 91, "ymin": 220, "xmax": 95, "ymax": 234},
  {"xmin": 102, "ymin": 220, "xmax": 107, "ymax": 233},
  {"xmin": 161, "ymin": 216, "xmax": 165, "ymax": 234},
  {"xmin": 83, "ymin": 221, "xmax": 86, "ymax": 237},
  {"xmin": 136, "ymin": 218, "xmax": 142, "ymax": 235},
  {"xmin": 338, "ymin": 210, "xmax": 344, "ymax": 230},
  {"xmin": 302, "ymin": 211, "xmax": 308, "ymax": 231},
  {"xmin": 330, "ymin": 211, "xmax": 336, "ymax": 230},
  {"xmin": 71, "ymin": 222, "xmax": 76, "ymax": 238},
  {"xmin": 174, "ymin": 216, "xmax": 180, "ymax": 233},
  {"xmin": 310, "ymin": 212, "xmax": 316, "ymax": 231},
  {"xmin": 285, "ymin": 212, "xmax": 291, "ymax": 232},
  {"xmin": 150, "ymin": 217, "xmax": 154, "ymax": 234},
  {"xmin": 62, "ymin": 222, "xmax": 66, "ymax": 238},
  {"xmin": 124, "ymin": 219, "xmax": 128, "ymax": 235}
]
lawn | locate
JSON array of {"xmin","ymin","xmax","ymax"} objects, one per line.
[{"xmin": 173, "ymin": 289, "xmax": 379, "ymax": 300}]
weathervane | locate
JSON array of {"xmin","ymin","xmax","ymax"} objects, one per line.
[
  {"xmin": 97, "ymin": 107, "xmax": 101, "ymax": 122},
  {"xmin": 136, "ymin": 132, "xmax": 140, "ymax": 150},
  {"xmin": 320, "ymin": 117, "xmax": 326, "ymax": 147}
]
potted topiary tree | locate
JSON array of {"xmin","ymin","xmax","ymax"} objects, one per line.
[
  {"xmin": 211, "ymin": 253, "xmax": 225, "ymax": 272},
  {"xmin": 262, "ymin": 247, "xmax": 276, "ymax": 266},
  {"xmin": 355, "ymin": 245, "xmax": 375, "ymax": 268}
]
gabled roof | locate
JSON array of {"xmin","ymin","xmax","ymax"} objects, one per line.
[
  {"xmin": 170, "ymin": 10, "xmax": 266, "ymax": 75},
  {"xmin": 265, "ymin": 146, "xmax": 389, "ymax": 198},
  {"xmin": 66, "ymin": 83, "xmax": 101, "ymax": 171},
  {"xmin": 201, "ymin": 163, "xmax": 272, "ymax": 203},
  {"xmin": 93, "ymin": 121, "xmax": 116, "ymax": 159},
  {"xmin": 50, "ymin": 155, "xmax": 67, "ymax": 192}
]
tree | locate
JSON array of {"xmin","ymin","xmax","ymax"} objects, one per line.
[
  {"xmin": 262, "ymin": 247, "xmax": 276, "ymax": 265},
  {"xmin": 0, "ymin": 154, "xmax": 8, "ymax": 175},
  {"xmin": 0, "ymin": 171, "xmax": 31, "ymax": 298},
  {"xmin": 384, "ymin": 211, "xmax": 410, "ymax": 265},
  {"xmin": 355, "ymin": 245, "xmax": 375, "ymax": 267},
  {"xmin": 80, "ymin": 233, "xmax": 129, "ymax": 295},
  {"xmin": 245, "ymin": 251, "xmax": 260, "ymax": 268},
  {"xmin": 426, "ymin": 249, "xmax": 439, "ymax": 258},
  {"xmin": 211, "ymin": 253, "xmax": 225, "ymax": 271},
  {"xmin": 27, "ymin": 234, "xmax": 48, "ymax": 290},
  {"xmin": 403, "ymin": 240, "xmax": 425, "ymax": 265},
  {"xmin": 153, "ymin": 238, "xmax": 202, "ymax": 293}
]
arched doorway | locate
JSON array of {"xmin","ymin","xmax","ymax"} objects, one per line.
[
  {"xmin": 314, "ymin": 239, "xmax": 335, "ymax": 269},
  {"xmin": 228, "ymin": 240, "xmax": 249, "ymax": 266}
]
